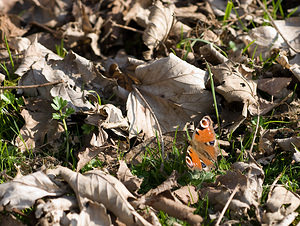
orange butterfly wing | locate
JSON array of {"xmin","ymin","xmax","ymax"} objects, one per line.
[{"xmin": 186, "ymin": 116, "xmax": 219, "ymax": 171}]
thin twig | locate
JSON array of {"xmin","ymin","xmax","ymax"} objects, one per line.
[
  {"xmin": 215, "ymin": 184, "xmax": 240, "ymax": 226},
  {"xmin": 111, "ymin": 21, "xmax": 144, "ymax": 34},
  {"xmin": 132, "ymin": 86, "xmax": 165, "ymax": 163},
  {"xmin": 268, "ymin": 172, "xmax": 283, "ymax": 200},
  {"xmin": 0, "ymin": 80, "xmax": 64, "ymax": 90},
  {"xmin": 249, "ymin": 113, "xmax": 260, "ymax": 155},
  {"xmin": 257, "ymin": 0, "xmax": 300, "ymax": 53}
]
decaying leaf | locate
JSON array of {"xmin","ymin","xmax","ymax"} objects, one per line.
[
  {"xmin": 76, "ymin": 200, "xmax": 112, "ymax": 226},
  {"xmin": 212, "ymin": 61, "xmax": 257, "ymax": 105},
  {"xmin": 262, "ymin": 185, "xmax": 300, "ymax": 225},
  {"xmin": 139, "ymin": 171, "xmax": 202, "ymax": 225},
  {"xmin": 211, "ymin": 61, "xmax": 257, "ymax": 117},
  {"xmin": 143, "ymin": 1, "xmax": 175, "ymax": 59},
  {"xmin": 16, "ymin": 40, "xmax": 106, "ymax": 110},
  {"xmin": 241, "ymin": 26, "xmax": 285, "ymax": 59},
  {"xmin": 257, "ymin": 77, "xmax": 292, "ymax": 97},
  {"xmin": 15, "ymin": 98, "xmax": 64, "ymax": 152},
  {"xmin": 0, "ymin": 171, "xmax": 66, "ymax": 211},
  {"xmin": 127, "ymin": 53, "xmax": 214, "ymax": 139},
  {"xmin": 201, "ymin": 161, "xmax": 264, "ymax": 218},
  {"xmin": 173, "ymin": 185, "xmax": 198, "ymax": 205},
  {"xmin": 35, "ymin": 196, "xmax": 78, "ymax": 225},
  {"xmin": 47, "ymin": 166, "xmax": 152, "ymax": 226},
  {"xmin": 117, "ymin": 160, "xmax": 143, "ymax": 194}
]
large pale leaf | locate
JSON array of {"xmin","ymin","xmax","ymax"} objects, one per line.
[
  {"xmin": 262, "ymin": 185, "xmax": 300, "ymax": 225},
  {"xmin": 16, "ymin": 40, "xmax": 106, "ymax": 110},
  {"xmin": 143, "ymin": 1, "xmax": 174, "ymax": 59},
  {"xmin": 127, "ymin": 53, "xmax": 214, "ymax": 138},
  {"xmin": 48, "ymin": 166, "xmax": 152, "ymax": 226},
  {"xmin": 0, "ymin": 171, "xmax": 66, "ymax": 211}
]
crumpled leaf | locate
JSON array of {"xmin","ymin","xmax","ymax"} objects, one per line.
[
  {"xmin": 279, "ymin": 52, "xmax": 300, "ymax": 82},
  {"xmin": 257, "ymin": 77, "xmax": 292, "ymax": 97},
  {"xmin": 16, "ymin": 40, "xmax": 103, "ymax": 110},
  {"xmin": 123, "ymin": 0, "xmax": 152, "ymax": 27},
  {"xmin": 76, "ymin": 200, "xmax": 112, "ymax": 226},
  {"xmin": 241, "ymin": 26, "xmax": 285, "ymax": 59},
  {"xmin": 212, "ymin": 61, "xmax": 257, "ymax": 105},
  {"xmin": 35, "ymin": 195, "xmax": 78, "ymax": 219},
  {"xmin": 139, "ymin": 171, "xmax": 202, "ymax": 225},
  {"xmin": 201, "ymin": 162, "xmax": 264, "ymax": 217},
  {"xmin": 262, "ymin": 185, "xmax": 300, "ymax": 225},
  {"xmin": 173, "ymin": 185, "xmax": 198, "ymax": 205},
  {"xmin": 15, "ymin": 98, "xmax": 64, "ymax": 152},
  {"xmin": 16, "ymin": 0, "xmax": 72, "ymax": 27},
  {"xmin": 117, "ymin": 160, "xmax": 143, "ymax": 194},
  {"xmin": 276, "ymin": 136, "xmax": 300, "ymax": 161},
  {"xmin": 273, "ymin": 17, "xmax": 300, "ymax": 53},
  {"xmin": 35, "ymin": 196, "xmax": 78, "ymax": 225},
  {"xmin": 47, "ymin": 166, "xmax": 152, "ymax": 226},
  {"xmin": 127, "ymin": 53, "xmax": 214, "ymax": 139},
  {"xmin": 0, "ymin": 171, "xmax": 66, "ymax": 211},
  {"xmin": 143, "ymin": 1, "xmax": 175, "ymax": 59},
  {"xmin": 0, "ymin": 14, "xmax": 28, "ymax": 40}
]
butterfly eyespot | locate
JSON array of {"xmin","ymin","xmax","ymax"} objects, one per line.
[
  {"xmin": 186, "ymin": 156, "xmax": 194, "ymax": 168},
  {"xmin": 201, "ymin": 161, "xmax": 207, "ymax": 168},
  {"xmin": 209, "ymin": 140, "xmax": 215, "ymax": 146},
  {"xmin": 200, "ymin": 118, "xmax": 210, "ymax": 128}
]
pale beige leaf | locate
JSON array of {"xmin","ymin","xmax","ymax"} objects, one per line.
[
  {"xmin": 35, "ymin": 196, "xmax": 78, "ymax": 219},
  {"xmin": 241, "ymin": 26, "xmax": 285, "ymax": 59},
  {"xmin": 274, "ymin": 17, "xmax": 300, "ymax": 53},
  {"xmin": 117, "ymin": 160, "xmax": 143, "ymax": 193},
  {"xmin": 262, "ymin": 185, "xmax": 300, "ymax": 225},
  {"xmin": 48, "ymin": 166, "xmax": 152, "ymax": 226},
  {"xmin": 212, "ymin": 61, "xmax": 257, "ymax": 104},
  {"xmin": 143, "ymin": 1, "xmax": 174, "ymax": 59},
  {"xmin": 77, "ymin": 200, "xmax": 112, "ymax": 226},
  {"xmin": 0, "ymin": 171, "xmax": 66, "ymax": 211},
  {"xmin": 16, "ymin": 41, "xmax": 103, "ymax": 110},
  {"xmin": 173, "ymin": 185, "xmax": 198, "ymax": 205},
  {"xmin": 127, "ymin": 53, "xmax": 214, "ymax": 139}
]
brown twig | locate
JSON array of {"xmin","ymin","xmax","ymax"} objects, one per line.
[
  {"xmin": 0, "ymin": 80, "xmax": 64, "ymax": 90},
  {"xmin": 267, "ymin": 172, "xmax": 283, "ymax": 200},
  {"xmin": 215, "ymin": 184, "xmax": 240, "ymax": 226},
  {"xmin": 257, "ymin": 0, "xmax": 300, "ymax": 53},
  {"xmin": 111, "ymin": 21, "xmax": 144, "ymax": 34}
]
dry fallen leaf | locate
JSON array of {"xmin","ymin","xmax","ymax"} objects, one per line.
[
  {"xmin": 16, "ymin": 40, "xmax": 105, "ymax": 110},
  {"xmin": 35, "ymin": 196, "xmax": 78, "ymax": 225},
  {"xmin": 15, "ymin": 98, "xmax": 64, "ymax": 152},
  {"xmin": 257, "ymin": 77, "xmax": 292, "ymax": 97},
  {"xmin": 212, "ymin": 61, "xmax": 257, "ymax": 105},
  {"xmin": 241, "ymin": 26, "xmax": 285, "ymax": 59},
  {"xmin": 117, "ymin": 160, "xmax": 143, "ymax": 194},
  {"xmin": 201, "ymin": 161, "xmax": 264, "ymax": 218},
  {"xmin": 173, "ymin": 185, "xmax": 198, "ymax": 205},
  {"xmin": 143, "ymin": 1, "xmax": 175, "ymax": 59},
  {"xmin": 127, "ymin": 53, "xmax": 214, "ymax": 139},
  {"xmin": 0, "ymin": 171, "xmax": 66, "ymax": 211},
  {"xmin": 262, "ymin": 185, "xmax": 300, "ymax": 225},
  {"xmin": 47, "ymin": 166, "xmax": 152, "ymax": 226}
]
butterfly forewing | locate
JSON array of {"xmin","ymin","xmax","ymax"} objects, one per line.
[{"xmin": 186, "ymin": 116, "xmax": 219, "ymax": 171}]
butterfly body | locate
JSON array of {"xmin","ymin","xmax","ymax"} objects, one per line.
[{"xmin": 186, "ymin": 116, "xmax": 219, "ymax": 171}]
